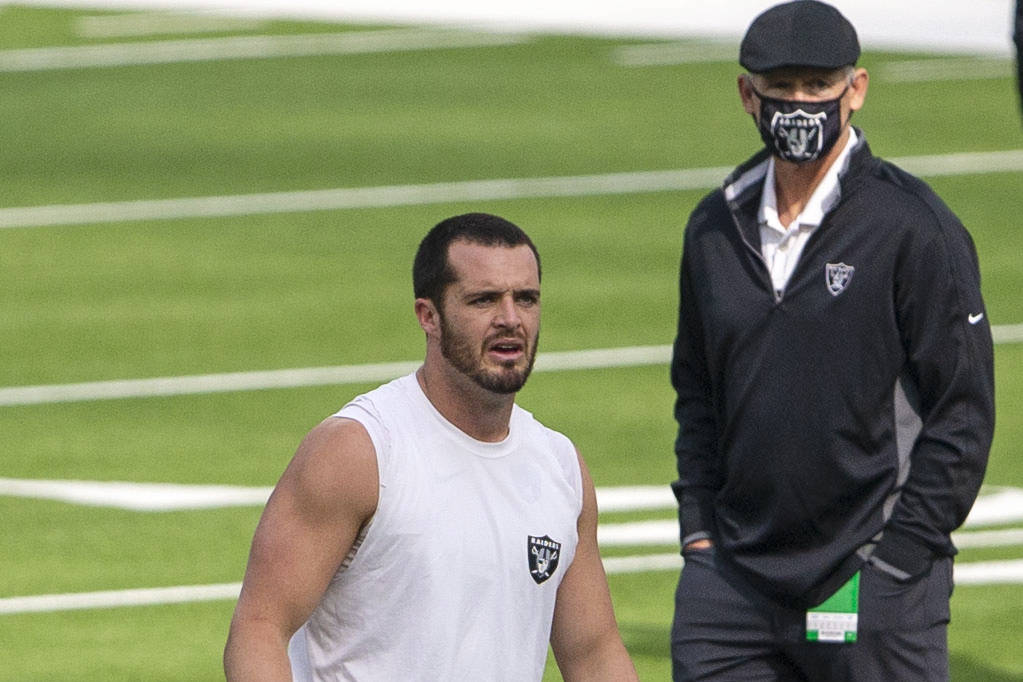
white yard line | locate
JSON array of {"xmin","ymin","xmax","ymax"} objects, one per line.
[
  {"xmin": 0, "ymin": 27, "xmax": 528, "ymax": 72},
  {"xmin": 593, "ymin": 488, "xmax": 1023, "ymax": 537},
  {"xmin": 75, "ymin": 10, "xmax": 268, "ymax": 38},
  {"xmin": 2, "ymin": 150, "xmax": 1022, "ymax": 230},
  {"xmin": 597, "ymin": 485, "xmax": 676, "ymax": 512},
  {"xmin": 893, "ymin": 150, "xmax": 1023, "ymax": 178},
  {"xmin": 0, "ymin": 169, "xmax": 728, "ymax": 229},
  {"xmin": 616, "ymin": 48, "xmax": 1015, "ymax": 83},
  {"xmin": 952, "ymin": 559, "xmax": 1023, "ymax": 585},
  {"xmin": 603, "ymin": 554, "xmax": 684, "ymax": 575},
  {"xmin": 953, "ymin": 528, "xmax": 1023, "ymax": 549},
  {"xmin": 612, "ymin": 40, "xmax": 739, "ymax": 67},
  {"xmin": 0, "ymin": 360, "xmax": 422, "ymax": 406},
  {"xmin": 600, "ymin": 519, "xmax": 679, "ymax": 546},
  {"xmin": 2, "ymin": 329, "xmax": 1021, "ymax": 407},
  {"xmin": 879, "ymin": 57, "xmax": 1015, "ymax": 83},
  {"xmin": 0, "ymin": 346, "xmax": 667, "ymax": 406},
  {"xmin": 598, "ymin": 522, "xmax": 1023, "ymax": 548},
  {"xmin": 2, "ymin": 479, "xmax": 1020, "ymax": 528},
  {"xmin": 602, "ymin": 555, "xmax": 1023, "ymax": 584},
  {"xmin": 0, "ymin": 478, "xmax": 274, "ymax": 511},
  {"xmin": 0, "ymin": 479, "xmax": 675, "ymax": 512},
  {"xmin": 0, "ymin": 582, "xmax": 243, "ymax": 615},
  {"xmin": 994, "ymin": 323, "xmax": 1023, "ymax": 344},
  {"xmin": 4, "ymin": 556, "xmax": 1023, "ymax": 615}
]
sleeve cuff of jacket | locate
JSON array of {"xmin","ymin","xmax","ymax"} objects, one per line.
[
  {"xmin": 871, "ymin": 527, "xmax": 935, "ymax": 579},
  {"xmin": 677, "ymin": 492, "xmax": 716, "ymax": 548}
]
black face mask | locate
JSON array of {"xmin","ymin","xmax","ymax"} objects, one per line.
[{"xmin": 752, "ymin": 86, "xmax": 848, "ymax": 164}]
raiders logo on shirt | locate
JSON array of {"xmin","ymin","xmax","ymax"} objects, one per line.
[
  {"xmin": 826, "ymin": 262, "xmax": 855, "ymax": 296},
  {"xmin": 527, "ymin": 535, "xmax": 561, "ymax": 584}
]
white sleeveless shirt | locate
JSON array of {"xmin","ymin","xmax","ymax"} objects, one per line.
[{"xmin": 288, "ymin": 373, "xmax": 583, "ymax": 681}]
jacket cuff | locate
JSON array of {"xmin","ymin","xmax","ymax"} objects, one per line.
[
  {"xmin": 676, "ymin": 489, "xmax": 716, "ymax": 548},
  {"xmin": 871, "ymin": 527, "xmax": 935, "ymax": 579}
]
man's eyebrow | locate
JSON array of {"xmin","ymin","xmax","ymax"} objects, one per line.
[
  {"xmin": 461, "ymin": 286, "xmax": 540, "ymax": 297},
  {"xmin": 461, "ymin": 288, "xmax": 499, "ymax": 298}
]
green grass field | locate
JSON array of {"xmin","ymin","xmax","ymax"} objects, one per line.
[{"xmin": 1, "ymin": 5, "xmax": 1022, "ymax": 680}]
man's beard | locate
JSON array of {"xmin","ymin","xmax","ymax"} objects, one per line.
[{"xmin": 439, "ymin": 315, "xmax": 538, "ymax": 394}]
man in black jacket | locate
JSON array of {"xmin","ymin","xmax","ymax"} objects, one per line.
[{"xmin": 669, "ymin": 2, "xmax": 995, "ymax": 680}]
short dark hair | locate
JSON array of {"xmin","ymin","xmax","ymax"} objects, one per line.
[{"xmin": 413, "ymin": 213, "xmax": 541, "ymax": 303}]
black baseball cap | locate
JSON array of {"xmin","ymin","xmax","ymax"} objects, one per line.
[{"xmin": 739, "ymin": 1, "xmax": 860, "ymax": 72}]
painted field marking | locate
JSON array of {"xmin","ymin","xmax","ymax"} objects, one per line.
[
  {"xmin": 596, "ymin": 484, "xmax": 675, "ymax": 512},
  {"xmin": 75, "ymin": 11, "xmax": 268, "ymax": 38},
  {"xmin": 953, "ymin": 528, "xmax": 1023, "ymax": 549},
  {"xmin": 0, "ymin": 583, "xmax": 242, "ymax": 615},
  {"xmin": 952, "ymin": 559, "xmax": 1023, "ymax": 586},
  {"xmin": 603, "ymin": 555, "xmax": 1023, "ymax": 585},
  {"xmin": 0, "ymin": 27, "xmax": 528, "ymax": 72},
  {"xmin": 1, "ymin": 479, "xmax": 1020, "ymax": 528},
  {"xmin": 879, "ymin": 57, "xmax": 1015, "ymax": 83},
  {"xmin": 1, "ymin": 150, "xmax": 1020, "ymax": 230},
  {"xmin": 615, "ymin": 47, "xmax": 1015, "ymax": 83},
  {"xmin": 0, "ymin": 478, "xmax": 274, "ymax": 511},
  {"xmin": 0, "ymin": 360, "xmax": 420, "ymax": 407},
  {"xmin": 612, "ymin": 40, "xmax": 738, "ymax": 67},
  {"xmin": 960, "ymin": 487, "xmax": 1023, "ymax": 526},
  {"xmin": 993, "ymin": 323, "xmax": 1023, "ymax": 344},
  {"xmin": 2, "ymin": 330, "xmax": 1020, "ymax": 407},
  {"xmin": 0, "ymin": 170, "xmax": 727, "ymax": 229},
  {"xmin": 0, "ymin": 478, "xmax": 684, "ymax": 512},
  {"xmin": 598, "ymin": 522, "xmax": 1023, "ymax": 549},
  {"xmin": 4, "ymin": 556, "xmax": 1022, "ymax": 615},
  {"xmin": 0, "ymin": 346, "xmax": 667, "ymax": 406},
  {"xmin": 595, "ymin": 486, "xmax": 1023, "ymax": 527}
]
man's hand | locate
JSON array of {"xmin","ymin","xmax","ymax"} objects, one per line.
[{"xmin": 684, "ymin": 538, "xmax": 713, "ymax": 551}]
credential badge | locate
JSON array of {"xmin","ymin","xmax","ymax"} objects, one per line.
[
  {"xmin": 527, "ymin": 535, "xmax": 561, "ymax": 584},
  {"xmin": 771, "ymin": 109, "xmax": 826, "ymax": 161},
  {"xmin": 825, "ymin": 262, "xmax": 855, "ymax": 296}
]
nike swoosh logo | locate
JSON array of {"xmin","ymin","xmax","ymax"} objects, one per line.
[{"xmin": 968, "ymin": 312, "xmax": 984, "ymax": 325}]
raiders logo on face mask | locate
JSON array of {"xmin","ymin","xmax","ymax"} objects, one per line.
[{"xmin": 753, "ymin": 87, "xmax": 847, "ymax": 163}]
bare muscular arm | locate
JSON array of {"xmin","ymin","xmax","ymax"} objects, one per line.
[
  {"xmin": 550, "ymin": 451, "xmax": 638, "ymax": 681},
  {"xmin": 224, "ymin": 417, "xmax": 378, "ymax": 681}
]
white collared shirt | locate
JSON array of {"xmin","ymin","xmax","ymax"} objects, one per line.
[{"xmin": 759, "ymin": 128, "xmax": 858, "ymax": 296}]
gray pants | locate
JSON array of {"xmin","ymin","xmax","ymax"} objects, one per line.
[{"xmin": 671, "ymin": 548, "xmax": 952, "ymax": 681}]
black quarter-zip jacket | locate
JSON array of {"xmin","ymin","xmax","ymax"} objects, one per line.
[{"xmin": 670, "ymin": 132, "xmax": 995, "ymax": 609}]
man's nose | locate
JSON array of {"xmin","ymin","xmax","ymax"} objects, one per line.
[{"xmin": 493, "ymin": 295, "xmax": 521, "ymax": 327}]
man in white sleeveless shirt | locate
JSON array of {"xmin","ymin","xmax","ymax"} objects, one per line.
[{"xmin": 224, "ymin": 213, "xmax": 638, "ymax": 681}]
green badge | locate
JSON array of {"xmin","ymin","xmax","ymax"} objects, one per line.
[{"xmin": 806, "ymin": 571, "xmax": 859, "ymax": 643}]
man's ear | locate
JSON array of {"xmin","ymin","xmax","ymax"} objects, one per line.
[
  {"xmin": 847, "ymin": 67, "xmax": 869, "ymax": 113},
  {"xmin": 415, "ymin": 298, "xmax": 440, "ymax": 336},
  {"xmin": 738, "ymin": 73, "xmax": 759, "ymax": 116}
]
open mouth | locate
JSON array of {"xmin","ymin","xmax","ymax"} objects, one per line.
[{"xmin": 488, "ymin": 339, "xmax": 525, "ymax": 361}]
